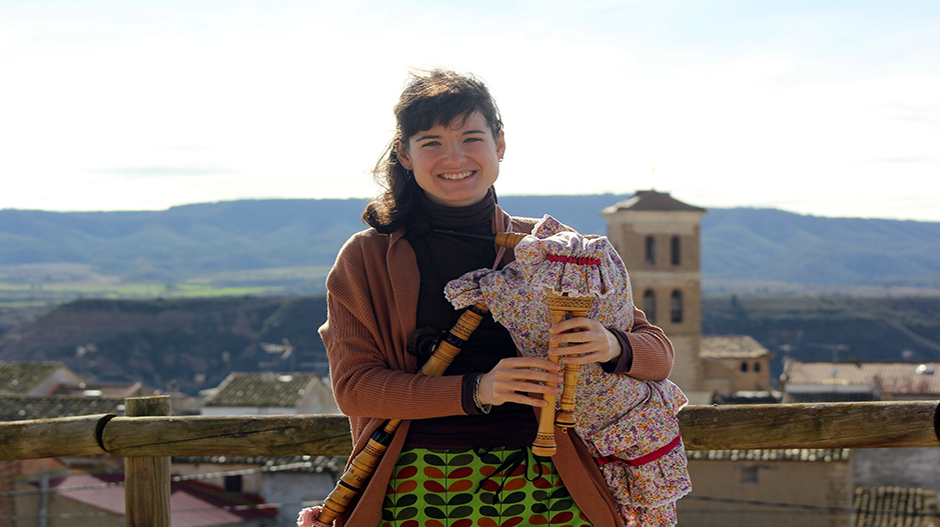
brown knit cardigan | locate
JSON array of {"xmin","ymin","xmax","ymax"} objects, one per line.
[{"xmin": 319, "ymin": 206, "xmax": 675, "ymax": 527}]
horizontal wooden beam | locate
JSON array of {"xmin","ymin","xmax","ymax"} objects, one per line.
[
  {"xmin": 2, "ymin": 402, "xmax": 938, "ymax": 461},
  {"xmin": 0, "ymin": 414, "xmax": 111, "ymax": 461},
  {"xmin": 678, "ymin": 401, "xmax": 940, "ymax": 450},
  {"xmin": 100, "ymin": 414, "xmax": 353, "ymax": 458}
]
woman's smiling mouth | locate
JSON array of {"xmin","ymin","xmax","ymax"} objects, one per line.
[{"xmin": 439, "ymin": 171, "xmax": 474, "ymax": 180}]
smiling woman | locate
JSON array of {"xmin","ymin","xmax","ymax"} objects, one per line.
[
  {"xmin": 299, "ymin": 70, "xmax": 677, "ymax": 527},
  {"xmin": 397, "ymin": 111, "xmax": 505, "ymax": 207},
  {"xmin": 361, "ymin": 70, "xmax": 507, "ymax": 236}
]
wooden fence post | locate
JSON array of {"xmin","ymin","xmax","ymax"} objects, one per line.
[{"xmin": 124, "ymin": 396, "xmax": 171, "ymax": 527}]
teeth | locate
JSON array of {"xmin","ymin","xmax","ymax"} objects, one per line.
[{"xmin": 439, "ymin": 171, "xmax": 473, "ymax": 180}]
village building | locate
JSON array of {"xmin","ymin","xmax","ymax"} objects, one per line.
[
  {"xmin": 200, "ymin": 372, "xmax": 339, "ymax": 416},
  {"xmin": 701, "ymin": 335, "xmax": 774, "ymax": 393},
  {"xmin": 780, "ymin": 360, "xmax": 940, "ymax": 402},
  {"xmin": 44, "ymin": 380, "xmax": 153, "ymax": 399},
  {"xmin": 679, "ymin": 449, "xmax": 854, "ymax": 527},
  {"xmin": 171, "ymin": 455, "xmax": 344, "ymax": 527},
  {"xmin": 0, "ymin": 362, "xmax": 84, "ymax": 397}
]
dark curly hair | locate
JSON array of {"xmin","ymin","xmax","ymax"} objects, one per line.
[{"xmin": 362, "ymin": 70, "xmax": 503, "ymax": 235}]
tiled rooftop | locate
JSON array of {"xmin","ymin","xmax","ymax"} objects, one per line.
[
  {"xmin": 686, "ymin": 449, "xmax": 850, "ymax": 462},
  {"xmin": 701, "ymin": 335, "xmax": 771, "ymax": 359},
  {"xmin": 46, "ymin": 381, "xmax": 152, "ymax": 399},
  {"xmin": 203, "ymin": 372, "xmax": 326, "ymax": 408},
  {"xmin": 854, "ymin": 486, "xmax": 940, "ymax": 527},
  {"xmin": 0, "ymin": 362, "xmax": 69, "ymax": 395},
  {"xmin": 0, "ymin": 395, "xmax": 124, "ymax": 421},
  {"xmin": 784, "ymin": 361, "xmax": 940, "ymax": 395},
  {"xmin": 712, "ymin": 390, "xmax": 783, "ymax": 405}
]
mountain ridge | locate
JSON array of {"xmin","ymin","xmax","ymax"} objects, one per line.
[{"xmin": 2, "ymin": 195, "xmax": 939, "ymax": 294}]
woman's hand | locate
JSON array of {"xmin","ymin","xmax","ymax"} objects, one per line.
[
  {"xmin": 548, "ymin": 317, "xmax": 622, "ymax": 365},
  {"xmin": 476, "ymin": 357, "xmax": 563, "ymax": 408}
]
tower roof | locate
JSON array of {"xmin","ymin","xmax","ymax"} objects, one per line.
[{"xmin": 601, "ymin": 190, "xmax": 706, "ymax": 214}]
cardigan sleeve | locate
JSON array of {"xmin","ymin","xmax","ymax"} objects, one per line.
[
  {"xmin": 320, "ymin": 233, "xmax": 467, "ymax": 421},
  {"xmin": 620, "ymin": 306, "xmax": 674, "ymax": 380},
  {"xmin": 600, "ymin": 306, "xmax": 674, "ymax": 381}
]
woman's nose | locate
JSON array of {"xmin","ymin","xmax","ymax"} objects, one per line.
[{"xmin": 443, "ymin": 143, "xmax": 467, "ymax": 165}]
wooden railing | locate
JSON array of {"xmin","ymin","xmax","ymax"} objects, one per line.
[{"xmin": 2, "ymin": 397, "xmax": 939, "ymax": 526}]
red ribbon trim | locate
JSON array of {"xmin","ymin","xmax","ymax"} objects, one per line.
[
  {"xmin": 594, "ymin": 435, "xmax": 683, "ymax": 467},
  {"xmin": 546, "ymin": 254, "xmax": 601, "ymax": 266}
]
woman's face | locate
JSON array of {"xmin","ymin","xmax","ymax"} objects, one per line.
[{"xmin": 398, "ymin": 111, "xmax": 506, "ymax": 208}]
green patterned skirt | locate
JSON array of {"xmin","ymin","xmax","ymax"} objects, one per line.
[{"xmin": 381, "ymin": 446, "xmax": 593, "ymax": 527}]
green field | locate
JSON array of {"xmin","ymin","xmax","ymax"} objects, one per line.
[{"xmin": 0, "ymin": 265, "xmax": 332, "ymax": 307}]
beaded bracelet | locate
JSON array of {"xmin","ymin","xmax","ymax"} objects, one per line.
[{"xmin": 473, "ymin": 373, "xmax": 492, "ymax": 414}]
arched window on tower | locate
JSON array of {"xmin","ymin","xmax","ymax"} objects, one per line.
[
  {"xmin": 643, "ymin": 289, "xmax": 656, "ymax": 324},
  {"xmin": 670, "ymin": 290, "xmax": 683, "ymax": 323},
  {"xmin": 645, "ymin": 236, "xmax": 656, "ymax": 266},
  {"xmin": 671, "ymin": 236, "xmax": 681, "ymax": 266}
]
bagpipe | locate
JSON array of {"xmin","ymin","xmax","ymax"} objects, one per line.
[{"xmin": 305, "ymin": 217, "xmax": 690, "ymax": 527}]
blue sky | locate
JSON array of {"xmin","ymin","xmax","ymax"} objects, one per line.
[{"xmin": 1, "ymin": 0, "xmax": 938, "ymax": 221}]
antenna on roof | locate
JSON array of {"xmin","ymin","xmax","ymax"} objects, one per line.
[{"xmin": 651, "ymin": 166, "xmax": 656, "ymax": 190}]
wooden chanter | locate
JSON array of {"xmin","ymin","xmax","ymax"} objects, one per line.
[
  {"xmin": 531, "ymin": 291, "xmax": 595, "ymax": 458},
  {"xmin": 315, "ymin": 303, "xmax": 489, "ymax": 524}
]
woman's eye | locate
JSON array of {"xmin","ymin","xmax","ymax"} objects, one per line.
[{"xmin": 421, "ymin": 141, "xmax": 441, "ymax": 147}]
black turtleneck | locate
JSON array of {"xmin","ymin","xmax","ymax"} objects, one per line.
[{"xmin": 403, "ymin": 188, "xmax": 538, "ymax": 448}]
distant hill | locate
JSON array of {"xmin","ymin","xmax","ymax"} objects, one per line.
[
  {"xmin": 0, "ymin": 296, "xmax": 329, "ymax": 395},
  {"xmin": 0, "ymin": 199, "xmax": 371, "ymax": 280},
  {"xmin": 2, "ymin": 195, "xmax": 939, "ymax": 294},
  {"xmin": 701, "ymin": 208, "xmax": 940, "ymax": 293},
  {"xmin": 2, "ymin": 294, "xmax": 938, "ymax": 394}
]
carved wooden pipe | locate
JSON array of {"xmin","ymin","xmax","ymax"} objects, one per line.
[
  {"xmin": 531, "ymin": 291, "xmax": 595, "ymax": 457},
  {"xmin": 315, "ymin": 303, "xmax": 489, "ymax": 524}
]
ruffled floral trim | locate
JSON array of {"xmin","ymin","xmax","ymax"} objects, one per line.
[{"xmin": 512, "ymin": 215, "xmax": 629, "ymax": 300}]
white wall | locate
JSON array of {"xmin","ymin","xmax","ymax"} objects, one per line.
[{"xmin": 264, "ymin": 472, "xmax": 338, "ymax": 527}]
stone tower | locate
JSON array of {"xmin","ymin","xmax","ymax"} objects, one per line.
[{"xmin": 601, "ymin": 190, "xmax": 707, "ymax": 392}]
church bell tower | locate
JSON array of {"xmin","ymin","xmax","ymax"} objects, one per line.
[{"xmin": 601, "ymin": 190, "xmax": 707, "ymax": 392}]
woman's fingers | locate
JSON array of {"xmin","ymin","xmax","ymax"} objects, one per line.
[
  {"xmin": 478, "ymin": 357, "xmax": 563, "ymax": 407},
  {"xmin": 548, "ymin": 317, "xmax": 622, "ymax": 364}
]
